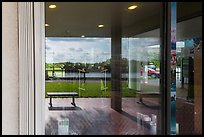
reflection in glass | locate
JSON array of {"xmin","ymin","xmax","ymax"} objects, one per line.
[
  {"xmin": 122, "ymin": 37, "xmax": 161, "ymax": 135},
  {"xmin": 176, "ymin": 38, "xmax": 202, "ymax": 135}
]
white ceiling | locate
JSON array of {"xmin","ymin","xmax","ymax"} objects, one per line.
[
  {"xmin": 136, "ymin": 16, "xmax": 202, "ymax": 41},
  {"xmin": 45, "ymin": 2, "xmax": 202, "ymax": 39}
]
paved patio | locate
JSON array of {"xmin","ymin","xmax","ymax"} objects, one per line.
[{"xmin": 45, "ymin": 97, "xmax": 161, "ymax": 135}]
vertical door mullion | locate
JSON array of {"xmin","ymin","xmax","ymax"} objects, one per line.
[{"xmin": 160, "ymin": 2, "xmax": 171, "ymax": 135}]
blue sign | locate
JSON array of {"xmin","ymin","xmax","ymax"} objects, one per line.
[{"xmin": 170, "ymin": 2, "xmax": 177, "ymax": 135}]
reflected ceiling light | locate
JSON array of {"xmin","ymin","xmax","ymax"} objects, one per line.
[
  {"xmin": 45, "ymin": 23, "xmax": 49, "ymax": 27},
  {"xmin": 49, "ymin": 5, "xmax": 56, "ymax": 9},
  {"xmin": 98, "ymin": 24, "xmax": 104, "ymax": 28},
  {"xmin": 81, "ymin": 35, "xmax": 85, "ymax": 38},
  {"xmin": 128, "ymin": 5, "xmax": 138, "ymax": 10}
]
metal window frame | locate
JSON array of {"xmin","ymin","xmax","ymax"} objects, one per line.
[{"xmin": 160, "ymin": 2, "xmax": 172, "ymax": 135}]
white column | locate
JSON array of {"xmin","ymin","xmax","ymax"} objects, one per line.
[
  {"xmin": 2, "ymin": 2, "xmax": 19, "ymax": 135},
  {"xmin": 34, "ymin": 2, "xmax": 45, "ymax": 135}
]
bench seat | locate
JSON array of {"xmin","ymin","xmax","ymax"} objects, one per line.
[
  {"xmin": 47, "ymin": 92, "xmax": 79, "ymax": 107},
  {"xmin": 137, "ymin": 92, "xmax": 160, "ymax": 103}
]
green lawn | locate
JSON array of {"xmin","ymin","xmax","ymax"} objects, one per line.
[
  {"xmin": 45, "ymin": 81, "xmax": 138, "ymax": 98},
  {"xmin": 46, "ymin": 67, "xmax": 62, "ymax": 71}
]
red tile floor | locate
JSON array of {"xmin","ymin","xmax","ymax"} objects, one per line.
[
  {"xmin": 45, "ymin": 97, "xmax": 161, "ymax": 135},
  {"xmin": 45, "ymin": 79, "xmax": 197, "ymax": 135}
]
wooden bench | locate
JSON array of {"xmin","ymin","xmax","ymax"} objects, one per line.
[
  {"xmin": 47, "ymin": 92, "xmax": 79, "ymax": 107},
  {"xmin": 137, "ymin": 92, "xmax": 160, "ymax": 103}
]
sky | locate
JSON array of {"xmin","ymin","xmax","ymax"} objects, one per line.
[
  {"xmin": 45, "ymin": 37, "xmax": 162, "ymax": 64},
  {"xmin": 46, "ymin": 37, "xmax": 113, "ymax": 63}
]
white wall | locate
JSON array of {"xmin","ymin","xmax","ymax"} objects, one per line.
[{"xmin": 2, "ymin": 2, "xmax": 19, "ymax": 135}]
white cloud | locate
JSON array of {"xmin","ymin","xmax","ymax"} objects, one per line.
[{"xmin": 46, "ymin": 37, "xmax": 111, "ymax": 63}]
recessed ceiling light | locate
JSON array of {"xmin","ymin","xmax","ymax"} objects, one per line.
[
  {"xmin": 45, "ymin": 24, "xmax": 49, "ymax": 27},
  {"xmin": 98, "ymin": 24, "xmax": 104, "ymax": 28},
  {"xmin": 128, "ymin": 5, "xmax": 138, "ymax": 10},
  {"xmin": 49, "ymin": 5, "xmax": 56, "ymax": 9},
  {"xmin": 81, "ymin": 35, "xmax": 85, "ymax": 38}
]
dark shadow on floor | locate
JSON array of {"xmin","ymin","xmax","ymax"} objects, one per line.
[
  {"xmin": 45, "ymin": 116, "xmax": 58, "ymax": 135},
  {"xmin": 120, "ymin": 110, "xmax": 151, "ymax": 130},
  {"xmin": 136, "ymin": 101, "xmax": 160, "ymax": 109},
  {"xmin": 48, "ymin": 106, "xmax": 82, "ymax": 111}
]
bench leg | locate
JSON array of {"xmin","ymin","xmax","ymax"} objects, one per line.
[
  {"xmin": 139, "ymin": 97, "xmax": 143, "ymax": 103},
  {"xmin": 71, "ymin": 96, "xmax": 76, "ymax": 106},
  {"xmin": 49, "ymin": 97, "xmax": 52, "ymax": 107}
]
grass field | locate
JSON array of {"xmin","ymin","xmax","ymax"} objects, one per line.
[
  {"xmin": 45, "ymin": 81, "xmax": 138, "ymax": 98},
  {"xmin": 46, "ymin": 68, "xmax": 64, "ymax": 77}
]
